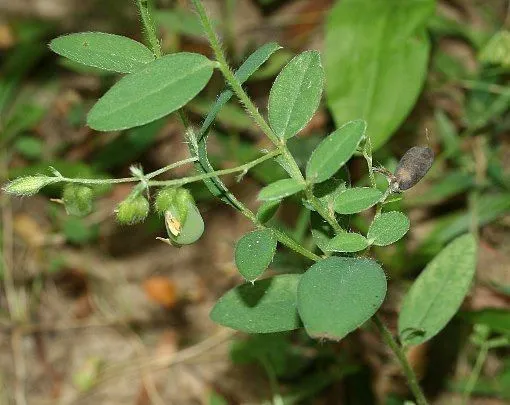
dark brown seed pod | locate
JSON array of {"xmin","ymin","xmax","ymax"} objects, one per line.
[{"xmin": 390, "ymin": 146, "xmax": 434, "ymax": 192}]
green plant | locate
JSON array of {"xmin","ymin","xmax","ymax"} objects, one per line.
[{"xmin": 2, "ymin": 1, "xmax": 484, "ymax": 404}]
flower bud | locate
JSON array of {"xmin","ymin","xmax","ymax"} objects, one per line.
[
  {"xmin": 154, "ymin": 187, "xmax": 177, "ymax": 214},
  {"xmin": 173, "ymin": 188, "xmax": 193, "ymax": 225},
  {"xmin": 63, "ymin": 184, "xmax": 94, "ymax": 217},
  {"xmin": 116, "ymin": 195, "xmax": 149, "ymax": 225},
  {"xmin": 3, "ymin": 175, "xmax": 57, "ymax": 196}
]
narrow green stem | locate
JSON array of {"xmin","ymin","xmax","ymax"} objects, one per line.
[
  {"xmin": 486, "ymin": 336, "xmax": 510, "ymax": 349},
  {"xmin": 462, "ymin": 343, "xmax": 488, "ymax": 405},
  {"xmin": 191, "ymin": 0, "xmax": 306, "ymax": 185},
  {"xmin": 372, "ymin": 315, "xmax": 429, "ymax": 405},
  {"xmin": 191, "ymin": 0, "xmax": 278, "ymax": 145},
  {"xmin": 191, "ymin": 0, "xmax": 344, "ymax": 236},
  {"xmin": 149, "ymin": 150, "xmax": 281, "ymax": 186},
  {"xmin": 363, "ymin": 136, "xmax": 376, "ymax": 189},
  {"xmin": 260, "ymin": 356, "xmax": 284, "ymax": 405},
  {"xmin": 137, "ymin": 0, "xmax": 162, "ymax": 58},
  {"xmin": 305, "ymin": 188, "xmax": 343, "ymax": 234},
  {"xmin": 174, "ymin": 92, "xmax": 319, "ymax": 261},
  {"xmin": 271, "ymin": 227, "xmax": 321, "ymax": 261},
  {"xmin": 146, "ymin": 157, "xmax": 198, "ymax": 179},
  {"xmin": 56, "ymin": 157, "xmax": 198, "ymax": 185}
]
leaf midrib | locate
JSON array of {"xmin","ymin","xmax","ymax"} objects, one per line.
[
  {"xmin": 94, "ymin": 59, "xmax": 210, "ymax": 119},
  {"xmin": 280, "ymin": 54, "xmax": 314, "ymax": 138}
]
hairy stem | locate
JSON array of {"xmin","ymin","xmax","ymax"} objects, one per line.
[
  {"xmin": 149, "ymin": 150, "xmax": 280, "ymax": 186},
  {"xmin": 54, "ymin": 157, "xmax": 198, "ymax": 185},
  {"xmin": 191, "ymin": 0, "xmax": 344, "ymax": 236},
  {"xmin": 373, "ymin": 315, "xmax": 429, "ymax": 405},
  {"xmin": 190, "ymin": 0, "xmax": 305, "ymax": 184},
  {"xmin": 137, "ymin": 0, "xmax": 162, "ymax": 58}
]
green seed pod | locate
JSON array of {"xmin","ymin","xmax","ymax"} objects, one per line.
[
  {"xmin": 164, "ymin": 198, "xmax": 204, "ymax": 245},
  {"xmin": 116, "ymin": 195, "xmax": 150, "ymax": 225},
  {"xmin": 3, "ymin": 175, "xmax": 57, "ymax": 196},
  {"xmin": 63, "ymin": 184, "xmax": 94, "ymax": 217},
  {"xmin": 155, "ymin": 187, "xmax": 178, "ymax": 214}
]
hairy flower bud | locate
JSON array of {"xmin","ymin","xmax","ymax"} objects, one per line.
[
  {"xmin": 63, "ymin": 184, "xmax": 94, "ymax": 217},
  {"xmin": 116, "ymin": 195, "xmax": 150, "ymax": 225},
  {"xmin": 154, "ymin": 187, "xmax": 178, "ymax": 214},
  {"xmin": 3, "ymin": 175, "xmax": 57, "ymax": 196}
]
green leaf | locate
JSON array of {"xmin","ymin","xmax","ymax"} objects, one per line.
[
  {"xmin": 435, "ymin": 109, "xmax": 461, "ymax": 160},
  {"xmin": 398, "ymin": 234, "xmax": 477, "ymax": 346},
  {"xmin": 49, "ymin": 32, "xmax": 155, "ymax": 73},
  {"xmin": 325, "ymin": 0, "xmax": 434, "ymax": 150},
  {"xmin": 404, "ymin": 171, "xmax": 473, "ymax": 207},
  {"xmin": 156, "ymin": 9, "xmax": 204, "ymax": 37},
  {"xmin": 258, "ymin": 178, "xmax": 306, "ymax": 201},
  {"xmin": 460, "ymin": 309, "xmax": 510, "ymax": 335},
  {"xmin": 210, "ymin": 274, "xmax": 302, "ymax": 333},
  {"xmin": 325, "ymin": 233, "xmax": 369, "ymax": 253},
  {"xmin": 87, "ymin": 52, "xmax": 214, "ymax": 131},
  {"xmin": 333, "ymin": 187, "xmax": 383, "ymax": 214},
  {"xmin": 368, "ymin": 211, "xmax": 410, "ymax": 246},
  {"xmin": 268, "ymin": 50, "xmax": 324, "ymax": 140},
  {"xmin": 306, "ymin": 120, "xmax": 366, "ymax": 183},
  {"xmin": 63, "ymin": 217, "xmax": 98, "ymax": 245},
  {"xmin": 235, "ymin": 229, "xmax": 277, "ymax": 281},
  {"xmin": 297, "ymin": 257, "xmax": 387, "ymax": 340},
  {"xmin": 479, "ymin": 30, "xmax": 510, "ymax": 68},
  {"xmin": 14, "ymin": 136, "xmax": 43, "ymax": 160},
  {"xmin": 2, "ymin": 103, "xmax": 46, "ymax": 144},
  {"xmin": 417, "ymin": 194, "xmax": 510, "ymax": 258}
]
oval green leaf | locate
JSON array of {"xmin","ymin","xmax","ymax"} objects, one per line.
[
  {"xmin": 210, "ymin": 274, "xmax": 302, "ymax": 333},
  {"xmin": 325, "ymin": 233, "xmax": 368, "ymax": 253},
  {"xmin": 297, "ymin": 257, "xmax": 387, "ymax": 340},
  {"xmin": 325, "ymin": 0, "xmax": 434, "ymax": 150},
  {"xmin": 49, "ymin": 32, "xmax": 155, "ymax": 73},
  {"xmin": 398, "ymin": 234, "xmax": 477, "ymax": 346},
  {"xmin": 235, "ymin": 229, "xmax": 277, "ymax": 281},
  {"xmin": 258, "ymin": 178, "xmax": 306, "ymax": 202},
  {"xmin": 333, "ymin": 187, "xmax": 383, "ymax": 214},
  {"xmin": 306, "ymin": 120, "xmax": 366, "ymax": 183},
  {"xmin": 87, "ymin": 52, "xmax": 214, "ymax": 131},
  {"xmin": 368, "ymin": 211, "xmax": 410, "ymax": 246},
  {"xmin": 268, "ymin": 50, "xmax": 324, "ymax": 140},
  {"xmin": 166, "ymin": 200, "xmax": 204, "ymax": 245}
]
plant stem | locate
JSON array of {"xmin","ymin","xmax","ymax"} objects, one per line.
[
  {"xmin": 191, "ymin": 0, "xmax": 278, "ymax": 144},
  {"xmin": 462, "ymin": 342, "xmax": 488, "ymax": 405},
  {"xmin": 271, "ymin": 227, "xmax": 321, "ymax": 261},
  {"xmin": 305, "ymin": 188, "xmax": 343, "ymax": 234},
  {"xmin": 56, "ymin": 157, "xmax": 198, "ymax": 185},
  {"xmin": 372, "ymin": 315, "xmax": 429, "ymax": 405},
  {"xmin": 137, "ymin": 0, "xmax": 162, "ymax": 58},
  {"xmin": 145, "ymin": 157, "xmax": 198, "ymax": 179},
  {"xmin": 362, "ymin": 136, "xmax": 376, "ymax": 189},
  {"xmin": 149, "ymin": 150, "xmax": 280, "ymax": 186},
  {"xmin": 190, "ymin": 0, "xmax": 305, "ymax": 184},
  {"xmin": 191, "ymin": 0, "xmax": 344, "ymax": 235}
]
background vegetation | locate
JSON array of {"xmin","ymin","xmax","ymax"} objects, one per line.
[{"xmin": 1, "ymin": 0, "xmax": 509, "ymax": 404}]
